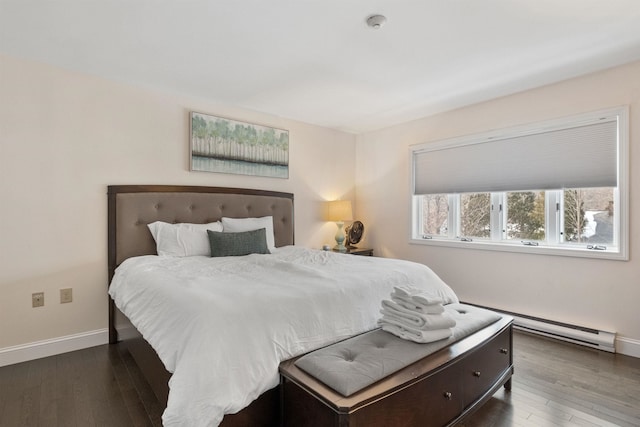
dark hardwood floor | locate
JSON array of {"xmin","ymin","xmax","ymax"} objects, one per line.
[
  {"xmin": 0, "ymin": 343, "xmax": 163, "ymax": 427},
  {"xmin": 462, "ymin": 332, "xmax": 640, "ymax": 427},
  {"xmin": 1, "ymin": 331, "xmax": 638, "ymax": 426}
]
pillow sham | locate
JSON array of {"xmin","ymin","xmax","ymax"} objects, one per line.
[
  {"xmin": 221, "ymin": 216, "xmax": 276, "ymax": 252},
  {"xmin": 207, "ymin": 228, "xmax": 270, "ymax": 257},
  {"xmin": 147, "ymin": 221, "xmax": 223, "ymax": 257}
]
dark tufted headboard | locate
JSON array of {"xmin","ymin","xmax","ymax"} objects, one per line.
[{"xmin": 107, "ymin": 185, "xmax": 294, "ymax": 342}]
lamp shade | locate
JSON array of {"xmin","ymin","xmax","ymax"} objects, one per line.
[{"xmin": 327, "ymin": 200, "xmax": 353, "ymax": 222}]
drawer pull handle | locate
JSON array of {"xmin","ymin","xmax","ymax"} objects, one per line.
[
  {"xmin": 443, "ymin": 391, "xmax": 453, "ymax": 400},
  {"xmin": 473, "ymin": 371, "xmax": 481, "ymax": 377},
  {"xmin": 499, "ymin": 348, "xmax": 509, "ymax": 354}
]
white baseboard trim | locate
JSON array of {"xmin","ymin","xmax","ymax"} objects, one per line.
[
  {"xmin": 616, "ymin": 336, "xmax": 640, "ymax": 358},
  {"xmin": 0, "ymin": 329, "xmax": 109, "ymax": 368}
]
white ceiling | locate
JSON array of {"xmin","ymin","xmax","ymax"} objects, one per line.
[{"xmin": 2, "ymin": 1, "xmax": 640, "ymax": 133}]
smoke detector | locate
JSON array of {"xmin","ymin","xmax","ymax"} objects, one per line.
[{"xmin": 366, "ymin": 14, "xmax": 387, "ymax": 29}]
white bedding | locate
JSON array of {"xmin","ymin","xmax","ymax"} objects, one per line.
[{"xmin": 108, "ymin": 246, "xmax": 459, "ymax": 427}]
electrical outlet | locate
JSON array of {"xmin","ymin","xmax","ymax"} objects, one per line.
[
  {"xmin": 32, "ymin": 292, "xmax": 44, "ymax": 308},
  {"xmin": 60, "ymin": 288, "xmax": 73, "ymax": 304}
]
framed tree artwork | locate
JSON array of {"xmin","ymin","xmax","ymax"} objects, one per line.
[{"xmin": 190, "ymin": 112, "xmax": 289, "ymax": 179}]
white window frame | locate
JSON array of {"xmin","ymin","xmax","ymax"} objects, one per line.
[{"xmin": 409, "ymin": 107, "xmax": 629, "ymax": 261}]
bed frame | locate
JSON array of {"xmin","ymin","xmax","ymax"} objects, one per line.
[{"xmin": 107, "ymin": 184, "xmax": 512, "ymax": 427}]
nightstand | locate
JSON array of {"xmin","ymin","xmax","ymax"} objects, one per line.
[{"xmin": 334, "ymin": 247, "xmax": 373, "ymax": 256}]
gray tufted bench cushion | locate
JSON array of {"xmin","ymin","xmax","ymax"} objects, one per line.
[{"xmin": 294, "ymin": 303, "xmax": 501, "ymax": 397}]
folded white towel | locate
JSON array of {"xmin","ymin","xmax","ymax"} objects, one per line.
[
  {"xmin": 412, "ymin": 293, "xmax": 443, "ymax": 306},
  {"xmin": 381, "ymin": 300, "xmax": 456, "ymax": 330},
  {"xmin": 391, "ymin": 294, "xmax": 445, "ymax": 314},
  {"xmin": 392, "ymin": 285, "xmax": 444, "ymax": 306},
  {"xmin": 380, "ymin": 309, "xmax": 456, "ymax": 331},
  {"xmin": 379, "ymin": 321, "xmax": 452, "ymax": 344}
]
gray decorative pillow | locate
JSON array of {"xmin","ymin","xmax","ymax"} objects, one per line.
[{"xmin": 207, "ymin": 228, "xmax": 271, "ymax": 257}]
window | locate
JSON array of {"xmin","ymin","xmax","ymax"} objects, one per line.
[
  {"xmin": 421, "ymin": 194, "xmax": 449, "ymax": 237},
  {"xmin": 562, "ymin": 187, "xmax": 615, "ymax": 246},
  {"xmin": 505, "ymin": 191, "xmax": 545, "ymax": 241},
  {"xmin": 410, "ymin": 107, "xmax": 628, "ymax": 260},
  {"xmin": 460, "ymin": 193, "xmax": 491, "ymax": 239}
]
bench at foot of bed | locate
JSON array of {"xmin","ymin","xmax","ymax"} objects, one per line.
[{"xmin": 279, "ymin": 313, "xmax": 513, "ymax": 427}]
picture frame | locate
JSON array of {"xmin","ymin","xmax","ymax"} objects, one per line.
[{"xmin": 190, "ymin": 111, "xmax": 289, "ymax": 179}]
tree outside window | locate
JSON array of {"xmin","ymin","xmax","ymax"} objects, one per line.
[
  {"xmin": 506, "ymin": 191, "xmax": 545, "ymax": 241},
  {"xmin": 564, "ymin": 188, "xmax": 614, "ymax": 244},
  {"xmin": 421, "ymin": 195, "xmax": 449, "ymax": 236},
  {"xmin": 460, "ymin": 193, "xmax": 491, "ymax": 238}
]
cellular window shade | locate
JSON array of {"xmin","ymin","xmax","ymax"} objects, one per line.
[{"xmin": 413, "ymin": 119, "xmax": 618, "ymax": 195}]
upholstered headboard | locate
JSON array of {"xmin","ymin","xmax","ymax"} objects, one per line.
[
  {"xmin": 107, "ymin": 185, "xmax": 295, "ymax": 275},
  {"xmin": 107, "ymin": 185, "xmax": 294, "ymax": 342},
  {"xmin": 108, "ymin": 185, "xmax": 294, "ymax": 273}
]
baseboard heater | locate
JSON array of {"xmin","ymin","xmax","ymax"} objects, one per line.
[{"xmin": 463, "ymin": 303, "xmax": 616, "ymax": 353}]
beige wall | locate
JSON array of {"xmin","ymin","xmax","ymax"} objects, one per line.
[
  {"xmin": 356, "ymin": 60, "xmax": 640, "ymax": 349},
  {"xmin": 0, "ymin": 54, "xmax": 356, "ymax": 349},
  {"xmin": 2, "ymin": 52, "xmax": 638, "ymax": 355}
]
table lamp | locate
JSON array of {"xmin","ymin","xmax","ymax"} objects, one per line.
[{"xmin": 327, "ymin": 200, "xmax": 353, "ymax": 253}]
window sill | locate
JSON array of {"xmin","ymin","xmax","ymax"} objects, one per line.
[{"xmin": 409, "ymin": 238, "xmax": 627, "ymax": 261}]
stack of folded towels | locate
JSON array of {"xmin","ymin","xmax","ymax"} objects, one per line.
[{"xmin": 378, "ymin": 285, "xmax": 456, "ymax": 344}]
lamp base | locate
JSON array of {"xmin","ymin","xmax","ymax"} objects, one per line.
[
  {"xmin": 333, "ymin": 221, "xmax": 347, "ymax": 253},
  {"xmin": 333, "ymin": 244, "xmax": 347, "ymax": 253}
]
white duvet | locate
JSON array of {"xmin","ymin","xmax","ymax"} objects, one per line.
[{"xmin": 109, "ymin": 246, "xmax": 458, "ymax": 426}]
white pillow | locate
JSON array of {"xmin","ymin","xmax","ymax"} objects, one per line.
[
  {"xmin": 147, "ymin": 221, "xmax": 223, "ymax": 256},
  {"xmin": 221, "ymin": 216, "xmax": 276, "ymax": 252}
]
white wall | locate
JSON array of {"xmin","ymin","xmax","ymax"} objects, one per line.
[
  {"xmin": 355, "ymin": 60, "xmax": 640, "ymax": 353},
  {"xmin": 0, "ymin": 54, "xmax": 356, "ymax": 351}
]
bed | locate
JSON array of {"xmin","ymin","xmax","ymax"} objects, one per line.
[{"xmin": 107, "ymin": 185, "xmax": 513, "ymax": 427}]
